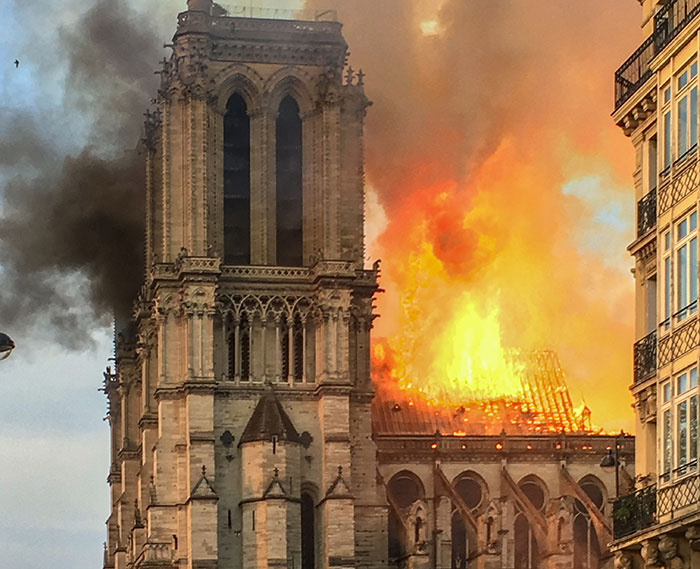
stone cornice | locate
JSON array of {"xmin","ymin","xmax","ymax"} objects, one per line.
[
  {"xmin": 138, "ymin": 413, "xmax": 158, "ymax": 430},
  {"xmin": 155, "ymin": 381, "xmax": 217, "ymax": 400},
  {"xmin": 174, "ymin": 12, "xmax": 347, "ymax": 70}
]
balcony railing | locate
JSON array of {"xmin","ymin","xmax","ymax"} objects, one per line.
[
  {"xmin": 658, "ymin": 471, "xmax": 700, "ymax": 519},
  {"xmin": 615, "ymin": 35, "xmax": 655, "ymax": 110},
  {"xmin": 637, "ymin": 187, "xmax": 657, "ymax": 237},
  {"xmin": 612, "ymin": 484, "xmax": 657, "ymax": 539},
  {"xmin": 655, "ymin": 0, "xmax": 700, "ymax": 51},
  {"xmin": 615, "ymin": 0, "xmax": 700, "ymax": 110},
  {"xmin": 613, "ymin": 473, "xmax": 700, "ymax": 540},
  {"xmin": 633, "ymin": 330, "xmax": 657, "ymax": 383}
]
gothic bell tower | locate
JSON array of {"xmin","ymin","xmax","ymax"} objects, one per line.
[{"xmin": 103, "ymin": 1, "xmax": 387, "ymax": 568}]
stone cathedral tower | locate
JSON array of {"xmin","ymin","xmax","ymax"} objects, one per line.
[{"xmin": 102, "ymin": 2, "xmax": 387, "ymax": 568}]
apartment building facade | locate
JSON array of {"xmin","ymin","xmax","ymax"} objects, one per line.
[{"xmin": 612, "ymin": 0, "xmax": 700, "ymax": 566}]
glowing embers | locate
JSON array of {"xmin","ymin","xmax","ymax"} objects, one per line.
[{"xmin": 372, "ymin": 349, "xmax": 592, "ymax": 435}]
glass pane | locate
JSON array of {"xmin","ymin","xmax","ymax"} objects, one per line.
[
  {"xmin": 680, "ymin": 71, "xmax": 689, "ymax": 89},
  {"xmin": 665, "ymin": 86, "xmax": 672, "ymax": 104},
  {"xmin": 692, "ymin": 212, "xmax": 698, "ymax": 232},
  {"xmin": 664, "ymin": 382, "xmax": 672, "ymax": 402},
  {"xmin": 665, "ymin": 257, "xmax": 671, "ymax": 322},
  {"xmin": 665, "ymin": 231, "xmax": 671, "ymax": 251},
  {"xmin": 680, "ymin": 95, "xmax": 689, "ymax": 156},
  {"xmin": 665, "ymin": 112, "xmax": 672, "ymax": 168},
  {"xmin": 692, "ymin": 237, "xmax": 698, "ymax": 305},
  {"xmin": 679, "ymin": 401, "xmax": 688, "ymax": 467},
  {"xmin": 692, "ymin": 368, "xmax": 698, "ymax": 388},
  {"xmin": 692, "ymin": 396, "xmax": 698, "ymax": 462},
  {"xmin": 680, "ymin": 219, "xmax": 688, "ymax": 240},
  {"xmin": 679, "ymin": 373, "xmax": 688, "ymax": 394},
  {"xmin": 679, "ymin": 245, "xmax": 688, "ymax": 310},
  {"xmin": 665, "ymin": 409, "xmax": 672, "ymax": 475},
  {"xmin": 694, "ymin": 61, "xmax": 699, "ymax": 79},
  {"xmin": 692, "ymin": 87, "xmax": 698, "ymax": 148}
]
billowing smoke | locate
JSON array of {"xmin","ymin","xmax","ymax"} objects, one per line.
[
  {"xmin": 0, "ymin": 0, "xmax": 166, "ymax": 348},
  {"xmin": 306, "ymin": 0, "xmax": 642, "ymax": 429},
  {"xmin": 1, "ymin": 0, "xmax": 643, "ymax": 426}
]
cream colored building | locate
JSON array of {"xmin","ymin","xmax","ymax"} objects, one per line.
[
  {"xmin": 102, "ymin": 3, "xmax": 633, "ymax": 569},
  {"xmin": 612, "ymin": 0, "xmax": 700, "ymax": 567}
]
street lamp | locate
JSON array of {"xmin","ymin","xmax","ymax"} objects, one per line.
[
  {"xmin": 600, "ymin": 430, "xmax": 624, "ymax": 498},
  {"xmin": 0, "ymin": 333, "xmax": 15, "ymax": 361}
]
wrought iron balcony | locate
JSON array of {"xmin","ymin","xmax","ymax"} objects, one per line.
[
  {"xmin": 615, "ymin": 35, "xmax": 654, "ymax": 110},
  {"xmin": 615, "ymin": 0, "xmax": 700, "ymax": 110},
  {"xmin": 633, "ymin": 331, "xmax": 657, "ymax": 383},
  {"xmin": 658, "ymin": 470, "xmax": 700, "ymax": 519},
  {"xmin": 612, "ymin": 484, "xmax": 657, "ymax": 539},
  {"xmin": 637, "ymin": 187, "xmax": 657, "ymax": 237},
  {"xmin": 655, "ymin": 0, "xmax": 700, "ymax": 52}
]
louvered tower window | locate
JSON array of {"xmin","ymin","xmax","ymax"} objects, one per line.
[
  {"xmin": 276, "ymin": 96, "xmax": 303, "ymax": 266},
  {"xmin": 223, "ymin": 93, "xmax": 251, "ymax": 264}
]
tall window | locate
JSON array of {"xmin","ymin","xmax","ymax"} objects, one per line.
[
  {"xmin": 451, "ymin": 512, "xmax": 467, "ymax": 569},
  {"xmin": 301, "ymin": 493, "xmax": 315, "ymax": 569},
  {"xmin": 662, "ymin": 230, "xmax": 671, "ymax": 329},
  {"xmin": 661, "ymin": 368, "xmax": 699, "ymax": 482},
  {"xmin": 451, "ymin": 475, "xmax": 482, "ymax": 568},
  {"xmin": 663, "ymin": 84, "xmax": 672, "ymax": 172},
  {"xmin": 676, "ymin": 368, "xmax": 698, "ymax": 474},
  {"xmin": 293, "ymin": 316, "xmax": 304, "ymax": 382},
  {"xmin": 677, "ymin": 61, "xmax": 698, "ymax": 160},
  {"xmin": 648, "ymin": 135, "xmax": 658, "ymax": 188},
  {"xmin": 223, "ymin": 93, "xmax": 251, "ymax": 265},
  {"xmin": 573, "ymin": 479, "xmax": 603, "ymax": 569},
  {"xmin": 280, "ymin": 316, "xmax": 290, "ymax": 381},
  {"xmin": 675, "ymin": 211, "xmax": 697, "ymax": 321},
  {"xmin": 240, "ymin": 315, "xmax": 250, "ymax": 382},
  {"xmin": 276, "ymin": 96, "xmax": 303, "ymax": 266},
  {"xmin": 387, "ymin": 472, "xmax": 422, "ymax": 562},
  {"xmin": 514, "ymin": 513, "xmax": 538, "ymax": 569}
]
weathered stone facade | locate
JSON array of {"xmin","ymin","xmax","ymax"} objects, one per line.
[
  {"xmin": 103, "ymin": 4, "xmax": 633, "ymax": 569},
  {"xmin": 104, "ymin": 2, "xmax": 383, "ymax": 568}
]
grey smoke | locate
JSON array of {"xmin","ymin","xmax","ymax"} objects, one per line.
[{"xmin": 0, "ymin": 0, "xmax": 165, "ymax": 348}]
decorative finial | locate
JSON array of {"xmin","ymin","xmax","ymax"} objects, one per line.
[
  {"xmin": 337, "ymin": 465, "xmax": 343, "ymax": 476},
  {"xmin": 345, "ymin": 66, "xmax": 354, "ymax": 85},
  {"xmin": 273, "ymin": 467, "xmax": 280, "ymax": 478},
  {"xmin": 357, "ymin": 69, "xmax": 365, "ymax": 86},
  {"xmin": 201, "ymin": 465, "xmax": 207, "ymax": 477}
]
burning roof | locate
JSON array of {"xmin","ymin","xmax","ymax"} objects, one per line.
[{"xmin": 372, "ymin": 350, "xmax": 592, "ymax": 436}]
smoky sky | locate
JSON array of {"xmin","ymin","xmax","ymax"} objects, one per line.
[{"xmin": 0, "ymin": 0, "xmax": 165, "ymax": 348}]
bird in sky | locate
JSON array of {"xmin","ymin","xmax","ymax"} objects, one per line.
[{"xmin": 14, "ymin": 60, "xmax": 19, "ymax": 68}]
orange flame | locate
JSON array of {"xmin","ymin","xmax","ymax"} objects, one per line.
[{"xmin": 305, "ymin": 0, "xmax": 640, "ymax": 432}]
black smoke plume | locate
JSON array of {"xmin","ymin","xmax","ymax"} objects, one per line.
[{"xmin": 0, "ymin": 0, "xmax": 165, "ymax": 348}]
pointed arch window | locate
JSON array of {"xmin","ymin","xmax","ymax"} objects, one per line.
[
  {"xmin": 223, "ymin": 93, "xmax": 251, "ymax": 265},
  {"xmin": 301, "ymin": 492, "xmax": 316, "ymax": 569},
  {"xmin": 228, "ymin": 314, "xmax": 250, "ymax": 382},
  {"xmin": 276, "ymin": 96, "xmax": 303, "ymax": 266},
  {"xmin": 240, "ymin": 314, "xmax": 250, "ymax": 382},
  {"xmin": 451, "ymin": 511, "xmax": 467, "ymax": 569},
  {"xmin": 514, "ymin": 512, "xmax": 538, "ymax": 569},
  {"xmin": 280, "ymin": 315, "xmax": 290, "ymax": 381},
  {"xmin": 292, "ymin": 315, "xmax": 304, "ymax": 382}
]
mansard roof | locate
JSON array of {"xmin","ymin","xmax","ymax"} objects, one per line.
[{"xmin": 239, "ymin": 392, "xmax": 301, "ymax": 445}]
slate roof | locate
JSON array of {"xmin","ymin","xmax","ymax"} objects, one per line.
[{"xmin": 239, "ymin": 392, "xmax": 301, "ymax": 445}]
